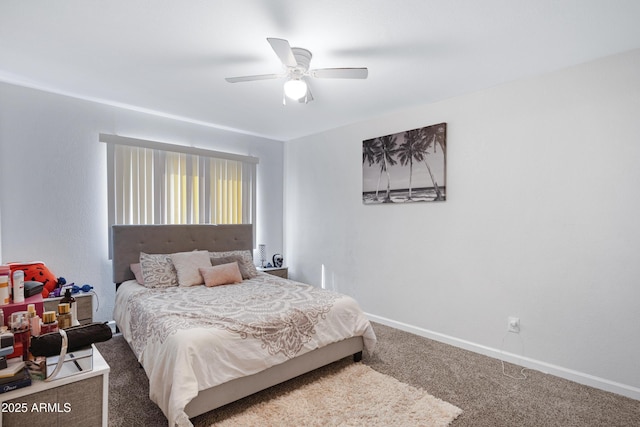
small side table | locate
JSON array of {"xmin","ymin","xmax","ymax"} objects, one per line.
[
  {"xmin": 258, "ymin": 267, "xmax": 288, "ymax": 279},
  {"xmin": 0, "ymin": 345, "xmax": 109, "ymax": 426}
]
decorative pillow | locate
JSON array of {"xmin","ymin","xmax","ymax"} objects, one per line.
[
  {"xmin": 210, "ymin": 255, "xmax": 254, "ymax": 280},
  {"xmin": 130, "ymin": 263, "xmax": 144, "ymax": 284},
  {"xmin": 209, "ymin": 250, "xmax": 258, "ymax": 279},
  {"xmin": 199, "ymin": 263, "xmax": 243, "ymax": 287},
  {"xmin": 170, "ymin": 250, "xmax": 212, "ymax": 287},
  {"xmin": 139, "ymin": 253, "xmax": 178, "ymax": 288}
]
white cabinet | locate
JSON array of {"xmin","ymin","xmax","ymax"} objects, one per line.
[{"xmin": 0, "ymin": 345, "xmax": 109, "ymax": 426}]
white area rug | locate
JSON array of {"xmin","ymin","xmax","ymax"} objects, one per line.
[{"xmin": 209, "ymin": 362, "xmax": 462, "ymax": 426}]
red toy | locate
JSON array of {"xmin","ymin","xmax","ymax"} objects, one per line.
[{"xmin": 7, "ymin": 262, "xmax": 57, "ymax": 298}]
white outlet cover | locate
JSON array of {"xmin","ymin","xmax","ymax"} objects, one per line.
[{"xmin": 508, "ymin": 316, "xmax": 520, "ymax": 333}]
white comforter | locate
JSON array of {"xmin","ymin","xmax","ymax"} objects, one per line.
[{"xmin": 113, "ymin": 273, "xmax": 376, "ymax": 427}]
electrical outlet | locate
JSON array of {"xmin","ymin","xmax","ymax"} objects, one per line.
[{"xmin": 507, "ymin": 316, "xmax": 520, "ymax": 333}]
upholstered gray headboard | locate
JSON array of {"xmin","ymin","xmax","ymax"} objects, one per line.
[{"xmin": 111, "ymin": 224, "xmax": 253, "ymax": 284}]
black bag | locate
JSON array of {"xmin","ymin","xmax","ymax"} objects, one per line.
[{"xmin": 29, "ymin": 322, "xmax": 112, "ymax": 357}]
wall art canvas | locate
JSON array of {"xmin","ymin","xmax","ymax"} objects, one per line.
[{"xmin": 363, "ymin": 122, "xmax": 446, "ymax": 204}]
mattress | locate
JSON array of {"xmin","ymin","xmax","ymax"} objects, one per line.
[{"xmin": 114, "ymin": 272, "xmax": 376, "ymax": 427}]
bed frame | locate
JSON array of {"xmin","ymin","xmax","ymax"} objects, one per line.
[{"xmin": 111, "ymin": 224, "xmax": 364, "ymax": 418}]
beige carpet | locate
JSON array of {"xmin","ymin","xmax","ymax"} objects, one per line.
[
  {"xmin": 205, "ymin": 362, "xmax": 462, "ymax": 427},
  {"xmin": 99, "ymin": 326, "xmax": 640, "ymax": 427}
]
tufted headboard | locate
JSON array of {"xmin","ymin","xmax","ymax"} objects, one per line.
[{"xmin": 111, "ymin": 224, "xmax": 253, "ymax": 284}]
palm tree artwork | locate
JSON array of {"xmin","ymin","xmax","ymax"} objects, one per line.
[
  {"xmin": 362, "ymin": 138, "xmax": 381, "ymax": 200},
  {"xmin": 396, "ymin": 128, "xmax": 423, "ymax": 201},
  {"xmin": 362, "ymin": 134, "xmax": 399, "ymax": 202},
  {"xmin": 376, "ymin": 134, "xmax": 399, "ymax": 202},
  {"xmin": 418, "ymin": 125, "xmax": 446, "ymax": 201},
  {"xmin": 362, "ymin": 123, "xmax": 446, "ymax": 204}
]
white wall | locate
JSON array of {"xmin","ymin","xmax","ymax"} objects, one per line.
[
  {"xmin": 284, "ymin": 48, "xmax": 640, "ymax": 398},
  {"xmin": 0, "ymin": 83, "xmax": 284, "ymax": 323}
]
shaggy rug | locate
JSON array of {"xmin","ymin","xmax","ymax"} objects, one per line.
[{"xmin": 199, "ymin": 361, "xmax": 462, "ymax": 427}]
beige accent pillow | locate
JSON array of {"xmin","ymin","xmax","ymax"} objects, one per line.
[
  {"xmin": 170, "ymin": 250, "xmax": 212, "ymax": 287},
  {"xmin": 200, "ymin": 263, "xmax": 243, "ymax": 287}
]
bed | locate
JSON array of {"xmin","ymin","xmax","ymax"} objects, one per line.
[{"xmin": 111, "ymin": 224, "xmax": 376, "ymax": 427}]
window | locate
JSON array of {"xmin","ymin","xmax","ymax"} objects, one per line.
[{"xmin": 101, "ymin": 134, "xmax": 257, "ymax": 227}]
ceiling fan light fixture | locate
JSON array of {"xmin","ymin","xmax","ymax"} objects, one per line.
[
  {"xmin": 284, "ymin": 79, "xmax": 307, "ymax": 100},
  {"xmin": 226, "ymin": 38, "xmax": 368, "ymax": 103}
]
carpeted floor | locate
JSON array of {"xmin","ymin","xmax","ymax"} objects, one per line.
[{"xmin": 96, "ymin": 322, "xmax": 640, "ymax": 426}]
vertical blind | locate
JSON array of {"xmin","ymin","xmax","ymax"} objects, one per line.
[{"xmin": 101, "ymin": 134, "xmax": 257, "ymax": 227}]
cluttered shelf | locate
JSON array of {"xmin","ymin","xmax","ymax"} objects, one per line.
[
  {"xmin": 0, "ymin": 264, "xmax": 110, "ymax": 426},
  {"xmin": 43, "ymin": 292, "xmax": 94, "ymax": 325},
  {"xmin": 0, "ymin": 292, "xmax": 110, "ymax": 426}
]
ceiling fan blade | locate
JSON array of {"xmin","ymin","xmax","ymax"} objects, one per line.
[
  {"xmin": 311, "ymin": 68, "xmax": 368, "ymax": 79},
  {"xmin": 225, "ymin": 73, "xmax": 281, "ymax": 83},
  {"xmin": 267, "ymin": 38, "xmax": 297, "ymax": 67}
]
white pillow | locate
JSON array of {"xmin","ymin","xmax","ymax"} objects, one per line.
[{"xmin": 170, "ymin": 250, "xmax": 212, "ymax": 287}]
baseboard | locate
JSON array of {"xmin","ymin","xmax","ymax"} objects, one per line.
[{"xmin": 366, "ymin": 313, "xmax": 640, "ymax": 401}]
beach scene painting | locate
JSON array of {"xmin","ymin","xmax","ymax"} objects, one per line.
[{"xmin": 363, "ymin": 122, "xmax": 446, "ymax": 204}]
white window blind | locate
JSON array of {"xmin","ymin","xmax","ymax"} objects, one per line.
[{"xmin": 101, "ymin": 134, "xmax": 257, "ymax": 227}]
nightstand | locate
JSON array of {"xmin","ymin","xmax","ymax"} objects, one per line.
[
  {"xmin": 43, "ymin": 292, "xmax": 94, "ymax": 325},
  {"xmin": 0, "ymin": 345, "xmax": 109, "ymax": 426},
  {"xmin": 258, "ymin": 267, "xmax": 288, "ymax": 279}
]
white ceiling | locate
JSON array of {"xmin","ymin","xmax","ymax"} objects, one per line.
[{"xmin": 2, "ymin": 0, "xmax": 640, "ymax": 141}]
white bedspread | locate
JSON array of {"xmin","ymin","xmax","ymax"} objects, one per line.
[{"xmin": 113, "ymin": 273, "xmax": 376, "ymax": 427}]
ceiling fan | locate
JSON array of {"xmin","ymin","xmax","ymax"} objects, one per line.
[{"xmin": 225, "ymin": 38, "xmax": 368, "ymax": 104}]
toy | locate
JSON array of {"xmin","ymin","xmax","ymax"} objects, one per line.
[{"xmin": 8, "ymin": 263, "xmax": 58, "ymax": 297}]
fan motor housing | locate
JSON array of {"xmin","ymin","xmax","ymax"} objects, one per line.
[{"xmin": 291, "ymin": 48, "xmax": 312, "ymax": 71}]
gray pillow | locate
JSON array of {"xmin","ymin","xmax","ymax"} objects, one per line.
[{"xmin": 210, "ymin": 255, "xmax": 253, "ymax": 280}]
